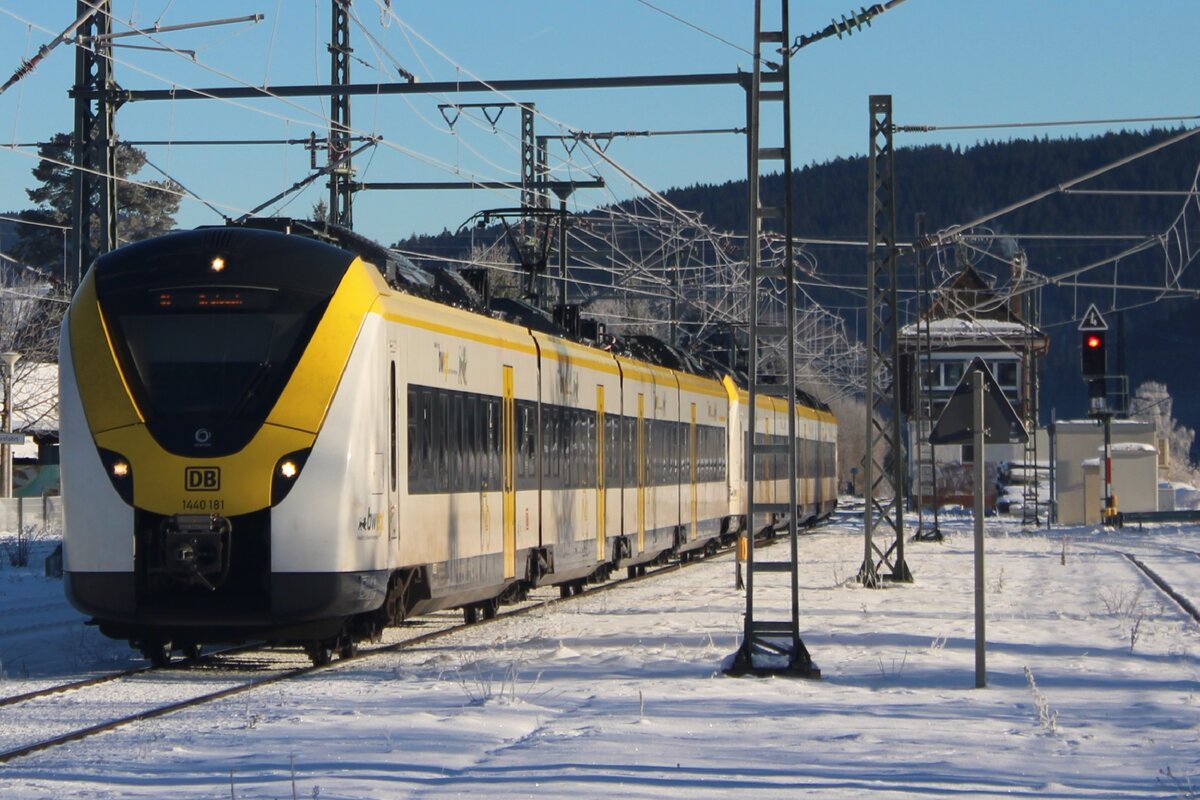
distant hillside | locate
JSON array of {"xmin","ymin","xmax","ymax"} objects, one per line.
[{"xmin": 395, "ymin": 130, "xmax": 1200, "ymax": 462}]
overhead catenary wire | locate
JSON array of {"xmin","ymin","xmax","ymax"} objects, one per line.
[
  {"xmin": 896, "ymin": 113, "xmax": 1200, "ymax": 134},
  {"xmin": 915, "ymin": 126, "xmax": 1200, "ymax": 252},
  {"xmin": 6, "ymin": 4, "xmax": 1189, "ymax": 400}
]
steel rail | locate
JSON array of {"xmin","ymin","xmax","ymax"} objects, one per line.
[
  {"xmin": 1122, "ymin": 553, "xmax": 1200, "ymax": 625},
  {"xmin": 0, "ymin": 522, "xmax": 820, "ymax": 764}
]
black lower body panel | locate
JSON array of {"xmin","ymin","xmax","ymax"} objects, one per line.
[{"xmin": 66, "ymin": 569, "xmax": 388, "ymax": 644}]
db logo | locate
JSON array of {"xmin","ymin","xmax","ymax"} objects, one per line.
[{"xmin": 185, "ymin": 467, "xmax": 221, "ymax": 492}]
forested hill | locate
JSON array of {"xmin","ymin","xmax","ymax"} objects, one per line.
[
  {"xmin": 665, "ymin": 129, "xmax": 1200, "ymax": 458},
  {"xmin": 397, "ymin": 129, "xmax": 1200, "ymax": 459}
]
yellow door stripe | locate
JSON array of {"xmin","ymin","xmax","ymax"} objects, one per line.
[
  {"xmin": 596, "ymin": 385, "xmax": 606, "ymax": 562},
  {"xmin": 690, "ymin": 402, "xmax": 697, "ymax": 540},
  {"xmin": 636, "ymin": 393, "xmax": 645, "ymax": 553},
  {"xmin": 502, "ymin": 366, "xmax": 516, "ymax": 579}
]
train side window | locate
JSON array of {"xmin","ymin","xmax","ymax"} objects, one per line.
[
  {"xmin": 606, "ymin": 415, "xmax": 618, "ymax": 486},
  {"xmin": 436, "ymin": 392, "xmax": 448, "ymax": 491},
  {"xmin": 578, "ymin": 408, "xmax": 586, "ymax": 488},
  {"xmin": 458, "ymin": 394, "xmax": 469, "ymax": 489},
  {"xmin": 485, "ymin": 399, "xmax": 497, "ymax": 490},
  {"xmin": 420, "ymin": 389, "xmax": 433, "ymax": 485},
  {"xmin": 406, "ymin": 388, "xmax": 417, "ymax": 475},
  {"xmin": 628, "ymin": 416, "xmax": 637, "ymax": 486},
  {"xmin": 446, "ymin": 393, "xmax": 456, "ymax": 491},
  {"xmin": 646, "ymin": 420, "xmax": 656, "ymax": 486},
  {"xmin": 587, "ymin": 412, "xmax": 596, "ymax": 485},
  {"xmin": 554, "ymin": 406, "xmax": 563, "ymax": 482},
  {"xmin": 563, "ymin": 407, "xmax": 574, "ymax": 487},
  {"xmin": 545, "ymin": 405, "xmax": 556, "ymax": 482},
  {"xmin": 527, "ymin": 405, "xmax": 537, "ymax": 478},
  {"xmin": 520, "ymin": 404, "xmax": 534, "ymax": 479},
  {"xmin": 466, "ymin": 395, "xmax": 477, "ymax": 489}
]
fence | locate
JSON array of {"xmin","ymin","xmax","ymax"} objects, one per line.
[{"xmin": 0, "ymin": 495, "xmax": 64, "ymax": 535}]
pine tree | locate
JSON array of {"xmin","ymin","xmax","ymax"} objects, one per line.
[{"xmin": 12, "ymin": 133, "xmax": 182, "ymax": 270}]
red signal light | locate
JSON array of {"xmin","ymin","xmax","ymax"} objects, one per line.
[{"xmin": 1085, "ymin": 335, "xmax": 1102, "ymax": 349}]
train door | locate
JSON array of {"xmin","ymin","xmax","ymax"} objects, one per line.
[
  {"xmin": 596, "ymin": 385, "xmax": 606, "ymax": 562},
  {"xmin": 389, "ymin": 360, "xmax": 399, "ymax": 547},
  {"xmin": 800, "ymin": 430, "xmax": 809, "ymax": 510},
  {"xmin": 637, "ymin": 392, "xmax": 645, "ymax": 554},
  {"xmin": 502, "ymin": 366, "xmax": 516, "ymax": 579},
  {"xmin": 689, "ymin": 402, "xmax": 698, "ymax": 541}
]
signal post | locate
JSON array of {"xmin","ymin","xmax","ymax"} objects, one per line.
[{"xmin": 1079, "ymin": 304, "xmax": 1119, "ymax": 524}]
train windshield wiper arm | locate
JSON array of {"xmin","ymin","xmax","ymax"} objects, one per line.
[{"xmin": 229, "ymin": 361, "xmax": 272, "ymax": 418}]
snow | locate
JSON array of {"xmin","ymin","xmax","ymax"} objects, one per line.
[
  {"xmin": 899, "ymin": 318, "xmax": 1033, "ymax": 338},
  {"xmin": 1, "ymin": 508, "xmax": 1199, "ymax": 798},
  {"xmin": 1172, "ymin": 484, "xmax": 1200, "ymax": 510},
  {"xmin": 1107, "ymin": 442, "xmax": 1158, "ymax": 454}
]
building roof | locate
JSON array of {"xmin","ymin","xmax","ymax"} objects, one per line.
[
  {"xmin": 6, "ymin": 361, "xmax": 57, "ymax": 458},
  {"xmin": 899, "ymin": 264, "xmax": 1049, "ymax": 354}
]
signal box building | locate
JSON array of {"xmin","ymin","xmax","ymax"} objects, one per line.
[{"xmin": 898, "ymin": 265, "xmax": 1049, "ymax": 512}]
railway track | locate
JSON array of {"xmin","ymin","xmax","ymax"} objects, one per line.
[
  {"xmin": 1122, "ymin": 552, "xmax": 1200, "ymax": 625},
  {"xmin": 0, "ymin": 535, "xmax": 773, "ymax": 765}
]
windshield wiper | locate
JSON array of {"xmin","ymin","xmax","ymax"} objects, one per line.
[{"xmin": 228, "ymin": 360, "xmax": 272, "ymax": 419}]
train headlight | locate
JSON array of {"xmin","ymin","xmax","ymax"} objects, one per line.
[
  {"xmin": 97, "ymin": 448, "xmax": 134, "ymax": 505},
  {"xmin": 210, "ymin": 256, "xmax": 226, "ymax": 273},
  {"xmin": 271, "ymin": 448, "xmax": 311, "ymax": 506}
]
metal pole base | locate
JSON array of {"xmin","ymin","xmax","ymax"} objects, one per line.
[
  {"xmin": 726, "ymin": 641, "xmax": 821, "ymax": 679},
  {"xmin": 890, "ymin": 559, "xmax": 914, "ymax": 583},
  {"xmin": 857, "ymin": 560, "xmax": 881, "ymax": 588}
]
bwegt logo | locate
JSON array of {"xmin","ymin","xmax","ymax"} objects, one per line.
[{"xmin": 185, "ymin": 467, "xmax": 221, "ymax": 491}]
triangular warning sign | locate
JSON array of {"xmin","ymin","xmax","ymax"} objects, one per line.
[
  {"xmin": 929, "ymin": 358, "xmax": 1029, "ymax": 445},
  {"xmin": 1078, "ymin": 304, "xmax": 1108, "ymax": 332}
]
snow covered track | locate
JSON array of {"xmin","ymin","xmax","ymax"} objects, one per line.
[
  {"xmin": 0, "ymin": 541, "xmax": 743, "ymax": 766},
  {"xmin": 4, "ymin": 521, "xmax": 1198, "ymax": 797},
  {"xmin": 1123, "ymin": 552, "xmax": 1200, "ymax": 625},
  {"xmin": 0, "ymin": 648, "xmax": 313, "ymax": 764}
]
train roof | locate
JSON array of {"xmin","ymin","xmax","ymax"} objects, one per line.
[{"xmin": 228, "ymin": 218, "xmax": 830, "ymax": 412}]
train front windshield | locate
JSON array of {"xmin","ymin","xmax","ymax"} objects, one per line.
[
  {"xmin": 123, "ymin": 288, "xmax": 314, "ymax": 415},
  {"xmin": 103, "ymin": 285, "xmax": 331, "ymax": 456},
  {"xmin": 86, "ymin": 228, "xmax": 357, "ymax": 456}
]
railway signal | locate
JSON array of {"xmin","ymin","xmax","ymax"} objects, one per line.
[{"xmin": 1079, "ymin": 305, "xmax": 1108, "ymax": 378}]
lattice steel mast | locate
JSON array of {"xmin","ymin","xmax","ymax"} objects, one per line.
[
  {"xmin": 860, "ymin": 95, "xmax": 913, "ymax": 586},
  {"xmin": 730, "ymin": 0, "xmax": 818, "ymax": 678},
  {"xmin": 69, "ymin": 0, "xmax": 116, "ymax": 286}
]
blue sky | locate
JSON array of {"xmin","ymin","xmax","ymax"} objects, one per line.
[{"xmin": 0, "ymin": 1, "xmax": 1195, "ymax": 247}]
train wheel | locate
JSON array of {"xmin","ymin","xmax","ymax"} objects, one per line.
[
  {"xmin": 463, "ymin": 605, "xmax": 479, "ymax": 624},
  {"xmin": 338, "ymin": 638, "xmax": 357, "ymax": 660},
  {"xmin": 183, "ymin": 643, "xmax": 203, "ymax": 660},
  {"xmin": 142, "ymin": 640, "xmax": 173, "ymax": 667},
  {"xmin": 481, "ymin": 599, "xmax": 498, "ymax": 620},
  {"xmin": 304, "ymin": 642, "xmax": 333, "ymax": 667}
]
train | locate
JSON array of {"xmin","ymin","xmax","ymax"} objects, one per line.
[{"xmin": 59, "ymin": 219, "xmax": 837, "ymax": 665}]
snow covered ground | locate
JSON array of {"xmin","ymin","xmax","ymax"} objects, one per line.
[{"xmin": 1, "ymin": 506, "xmax": 1198, "ymax": 799}]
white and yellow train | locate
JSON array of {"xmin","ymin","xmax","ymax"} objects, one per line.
[{"xmin": 60, "ymin": 221, "xmax": 837, "ymax": 665}]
